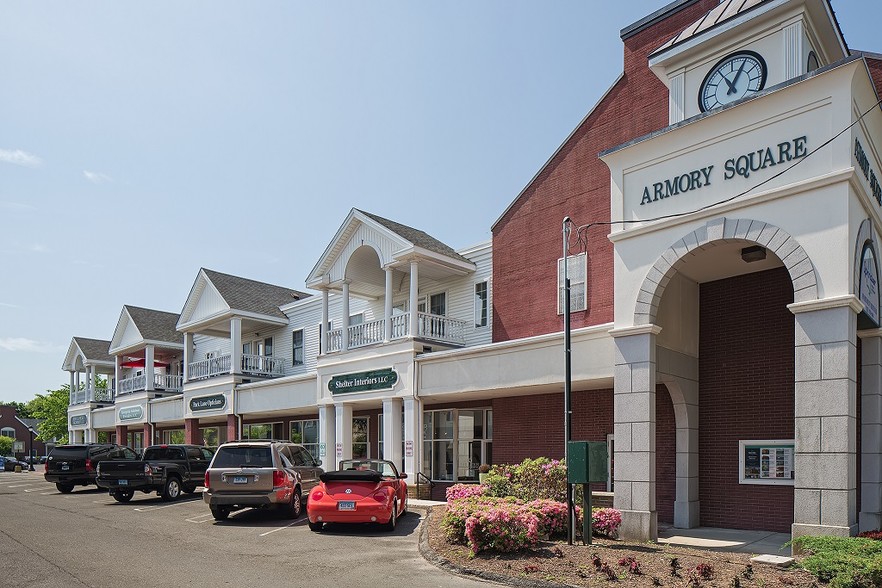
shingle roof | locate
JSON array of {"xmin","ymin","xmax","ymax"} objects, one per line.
[
  {"xmin": 203, "ymin": 269, "xmax": 310, "ymax": 319},
  {"xmin": 125, "ymin": 306, "xmax": 182, "ymax": 344},
  {"xmin": 357, "ymin": 210, "xmax": 471, "ymax": 264},
  {"xmin": 652, "ymin": 0, "xmax": 767, "ymax": 57},
  {"xmin": 72, "ymin": 337, "xmax": 113, "ymax": 363}
]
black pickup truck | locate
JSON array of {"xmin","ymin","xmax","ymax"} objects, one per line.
[{"xmin": 96, "ymin": 444, "xmax": 215, "ymax": 502}]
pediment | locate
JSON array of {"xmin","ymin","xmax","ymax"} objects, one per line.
[
  {"xmin": 109, "ymin": 308, "xmax": 143, "ymax": 354},
  {"xmin": 177, "ymin": 270, "xmax": 231, "ymax": 329}
]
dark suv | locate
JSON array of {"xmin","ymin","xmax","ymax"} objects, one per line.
[{"xmin": 45, "ymin": 444, "xmax": 139, "ymax": 493}]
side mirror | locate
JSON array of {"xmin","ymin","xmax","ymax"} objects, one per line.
[
  {"xmin": 314, "ymin": 459, "xmax": 322, "ymax": 467},
  {"xmin": 399, "ymin": 473, "xmax": 408, "ymax": 480}
]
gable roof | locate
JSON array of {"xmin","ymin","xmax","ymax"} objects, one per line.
[
  {"xmin": 124, "ymin": 306, "xmax": 182, "ymax": 344},
  {"xmin": 202, "ymin": 269, "xmax": 310, "ymax": 319},
  {"xmin": 356, "ymin": 210, "xmax": 471, "ymax": 265},
  {"xmin": 72, "ymin": 337, "xmax": 113, "ymax": 363}
]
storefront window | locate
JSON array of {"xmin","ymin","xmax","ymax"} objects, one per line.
[
  {"xmin": 424, "ymin": 408, "xmax": 491, "ymax": 482},
  {"xmin": 242, "ymin": 423, "xmax": 272, "ymax": 440},
  {"xmin": 163, "ymin": 430, "xmax": 185, "ymax": 444},
  {"xmin": 352, "ymin": 417, "xmax": 369, "ymax": 458},
  {"xmin": 290, "ymin": 419, "xmax": 319, "ymax": 460},
  {"xmin": 201, "ymin": 427, "xmax": 219, "ymax": 447},
  {"xmin": 127, "ymin": 431, "xmax": 144, "ymax": 451}
]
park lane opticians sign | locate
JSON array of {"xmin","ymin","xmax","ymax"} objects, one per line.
[
  {"xmin": 70, "ymin": 415, "xmax": 88, "ymax": 426},
  {"xmin": 190, "ymin": 394, "xmax": 226, "ymax": 412},
  {"xmin": 639, "ymin": 136, "xmax": 808, "ymax": 206},
  {"xmin": 118, "ymin": 406, "xmax": 143, "ymax": 421},
  {"xmin": 328, "ymin": 368, "xmax": 399, "ymax": 394}
]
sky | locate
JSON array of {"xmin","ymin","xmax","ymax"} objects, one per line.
[{"xmin": 0, "ymin": 1, "xmax": 878, "ymax": 403}]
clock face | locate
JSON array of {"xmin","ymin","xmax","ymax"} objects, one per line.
[{"xmin": 699, "ymin": 50, "xmax": 767, "ymax": 112}]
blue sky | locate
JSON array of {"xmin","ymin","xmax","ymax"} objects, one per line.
[{"xmin": 0, "ymin": 1, "xmax": 877, "ymax": 403}]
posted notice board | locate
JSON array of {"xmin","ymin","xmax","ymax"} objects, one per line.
[{"xmin": 739, "ymin": 440, "xmax": 795, "ymax": 485}]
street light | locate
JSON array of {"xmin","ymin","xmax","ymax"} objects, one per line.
[{"xmin": 27, "ymin": 427, "xmax": 35, "ymax": 471}]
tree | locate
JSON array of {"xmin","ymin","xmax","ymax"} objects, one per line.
[
  {"xmin": 0, "ymin": 436, "xmax": 13, "ymax": 456},
  {"xmin": 29, "ymin": 385, "xmax": 71, "ymax": 445},
  {"xmin": 0, "ymin": 401, "xmax": 32, "ymax": 419}
]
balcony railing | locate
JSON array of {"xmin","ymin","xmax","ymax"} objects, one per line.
[
  {"xmin": 116, "ymin": 373, "xmax": 184, "ymax": 397},
  {"xmin": 187, "ymin": 354, "xmax": 284, "ymax": 381},
  {"xmin": 326, "ymin": 312, "xmax": 467, "ymax": 353},
  {"xmin": 69, "ymin": 388, "xmax": 115, "ymax": 405}
]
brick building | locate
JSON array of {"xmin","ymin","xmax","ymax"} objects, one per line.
[{"xmin": 0, "ymin": 407, "xmax": 50, "ymax": 460}]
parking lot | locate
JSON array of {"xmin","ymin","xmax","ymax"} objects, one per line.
[{"xmin": 0, "ymin": 470, "xmax": 489, "ymax": 588}]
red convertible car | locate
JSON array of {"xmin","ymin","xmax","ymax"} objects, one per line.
[{"xmin": 307, "ymin": 459, "xmax": 408, "ymax": 532}]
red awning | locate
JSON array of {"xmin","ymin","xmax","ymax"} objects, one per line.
[{"xmin": 120, "ymin": 359, "xmax": 171, "ymax": 369}]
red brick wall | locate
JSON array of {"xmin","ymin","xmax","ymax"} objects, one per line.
[
  {"xmin": 699, "ymin": 267, "xmax": 794, "ymax": 532},
  {"xmin": 491, "ymin": 0, "xmax": 719, "ymax": 342},
  {"xmin": 657, "ymin": 386, "xmax": 676, "ymax": 524},
  {"xmin": 0, "ymin": 407, "xmax": 48, "ymax": 457}
]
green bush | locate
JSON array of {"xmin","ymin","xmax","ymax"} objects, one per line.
[
  {"xmin": 793, "ymin": 535, "xmax": 882, "ymax": 588},
  {"xmin": 484, "ymin": 458, "xmax": 569, "ymax": 502}
]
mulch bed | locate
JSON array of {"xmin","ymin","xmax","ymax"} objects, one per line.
[{"xmin": 421, "ymin": 505, "xmax": 820, "ymax": 587}]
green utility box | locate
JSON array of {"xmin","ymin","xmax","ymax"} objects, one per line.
[{"xmin": 567, "ymin": 441, "xmax": 608, "ymax": 484}]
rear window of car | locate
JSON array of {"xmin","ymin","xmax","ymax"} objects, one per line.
[
  {"xmin": 212, "ymin": 446, "xmax": 273, "ymax": 468},
  {"xmin": 143, "ymin": 447, "xmax": 185, "ymax": 461},
  {"xmin": 50, "ymin": 446, "xmax": 90, "ymax": 459}
]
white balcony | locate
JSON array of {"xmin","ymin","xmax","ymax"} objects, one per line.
[
  {"xmin": 187, "ymin": 353, "xmax": 284, "ymax": 381},
  {"xmin": 69, "ymin": 388, "xmax": 114, "ymax": 405},
  {"xmin": 116, "ymin": 373, "xmax": 184, "ymax": 397},
  {"xmin": 326, "ymin": 312, "xmax": 467, "ymax": 353}
]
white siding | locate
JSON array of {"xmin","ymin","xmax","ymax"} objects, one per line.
[
  {"xmin": 117, "ymin": 316, "xmax": 142, "ymax": 350},
  {"xmin": 194, "ymin": 334, "xmax": 231, "ymax": 359},
  {"xmin": 325, "ymin": 223, "xmax": 406, "ymax": 283},
  {"xmin": 190, "ymin": 282, "xmax": 228, "ymax": 324}
]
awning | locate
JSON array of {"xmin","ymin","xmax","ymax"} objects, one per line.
[{"xmin": 120, "ymin": 359, "xmax": 171, "ymax": 369}]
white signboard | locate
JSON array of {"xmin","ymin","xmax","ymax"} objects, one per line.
[{"xmin": 860, "ymin": 245, "xmax": 880, "ymax": 326}]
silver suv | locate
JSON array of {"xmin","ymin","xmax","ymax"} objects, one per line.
[{"xmin": 203, "ymin": 440, "xmax": 323, "ymax": 521}]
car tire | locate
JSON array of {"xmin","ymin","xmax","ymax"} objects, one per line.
[
  {"xmin": 161, "ymin": 477, "xmax": 182, "ymax": 501},
  {"xmin": 283, "ymin": 489, "xmax": 302, "ymax": 519},
  {"xmin": 383, "ymin": 499, "xmax": 398, "ymax": 532},
  {"xmin": 56, "ymin": 483, "xmax": 74, "ymax": 494},
  {"xmin": 112, "ymin": 490, "xmax": 134, "ymax": 503},
  {"xmin": 210, "ymin": 506, "xmax": 230, "ymax": 521},
  {"xmin": 308, "ymin": 521, "xmax": 323, "ymax": 532}
]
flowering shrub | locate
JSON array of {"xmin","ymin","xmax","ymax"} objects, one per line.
[
  {"xmin": 592, "ymin": 507, "xmax": 622, "ymax": 538},
  {"xmin": 525, "ymin": 499, "xmax": 570, "ymax": 538},
  {"xmin": 464, "ymin": 504, "xmax": 541, "ymax": 554},
  {"xmin": 484, "ymin": 458, "xmax": 568, "ymax": 502},
  {"xmin": 445, "ymin": 483, "xmax": 487, "ymax": 504},
  {"xmin": 441, "ymin": 496, "xmax": 515, "ymax": 544}
]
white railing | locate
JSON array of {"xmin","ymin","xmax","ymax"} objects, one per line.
[
  {"xmin": 324, "ymin": 312, "xmax": 467, "ymax": 353},
  {"xmin": 69, "ymin": 388, "xmax": 114, "ymax": 405},
  {"xmin": 117, "ymin": 374, "xmax": 146, "ymax": 395},
  {"xmin": 241, "ymin": 354, "xmax": 285, "ymax": 376},
  {"xmin": 188, "ymin": 354, "xmax": 232, "ymax": 380},
  {"xmin": 116, "ymin": 373, "xmax": 183, "ymax": 397},
  {"xmin": 154, "ymin": 373, "xmax": 183, "ymax": 391}
]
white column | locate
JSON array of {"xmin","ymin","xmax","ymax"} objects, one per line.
[
  {"xmin": 335, "ymin": 404, "xmax": 353, "ymax": 462},
  {"xmin": 87, "ymin": 365, "xmax": 95, "ymax": 401},
  {"xmin": 384, "ymin": 267, "xmax": 393, "ymax": 343},
  {"xmin": 69, "ymin": 371, "xmax": 75, "ymax": 404},
  {"xmin": 403, "ymin": 397, "xmax": 421, "ymax": 478},
  {"xmin": 409, "ymin": 261, "xmax": 419, "ymax": 338},
  {"xmin": 611, "ymin": 325, "xmax": 660, "ymax": 542},
  {"xmin": 230, "ymin": 317, "xmax": 242, "ymax": 374},
  {"xmin": 114, "ymin": 356, "xmax": 122, "ymax": 398},
  {"xmin": 318, "ymin": 404, "xmax": 336, "ymax": 468},
  {"xmin": 145, "ymin": 344, "xmax": 155, "ymax": 391},
  {"xmin": 341, "ymin": 281, "xmax": 350, "ymax": 352},
  {"xmin": 859, "ymin": 331, "xmax": 882, "ymax": 532},
  {"xmin": 321, "ymin": 289, "xmax": 329, "ymax": 354},
  {"xmin": 383, "ymin": 397, "xmax": 403, "ymax": 469},
  {"xmin": 791, "ymin": 299, "xmax": 859, "ymax": 538},
  {"xmin": 183, "ymin": 332, "xmax": 193, "ymax": 383}
]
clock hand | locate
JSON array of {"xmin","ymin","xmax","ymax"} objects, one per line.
[
  {"xmin": 728, "ymin": 60, "xmax": 747, "ymax": 95},
  {"xmin": 721, "ymin": 74, "xmax": 737, "ymax": 95}
]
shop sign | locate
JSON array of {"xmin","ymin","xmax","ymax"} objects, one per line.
[
  {"xmin": 335, "ymin": 442, "xmax": 343, "ymax": 458},
  {"xmin": 70, "ymin": 415, "xmax": 88, "ymax": 426},
  {"xmin": 639, "ymin": 136, "xmax": 808, "ymax": 206},
  {"xmin": 405, "ymin": 440, "xmax": 413, "ymax": 457},
  {"xmin": 328, "ymin": 368, "xmax": 398, "ymax": 394},
  {"xmin": 860, "ymin": 245, "xmax": 880, "ymax": 327},
  {"xmin": 319, "ymin": 443, "xmax": 326, "ymax": 458},
  {"xmin": 190, "ymin": 394, "xmax": 226, "ymax": 412},
  {"xmin": 118, "ymin": 406, "xmax": 143, "ymax": 421},
  {"xmin": 739, "ymin": 440, "xmax": 794, "ymax": 485},
  {"xmin": 855, "ymin": 139, "xmax": 882, "ymax": 205}
]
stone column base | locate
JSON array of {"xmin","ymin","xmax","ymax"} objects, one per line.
[
  {"xmin": 674, "ymin": 500, "xmax": 700, "ymax": 528},
  {"xmin": 619, "ymin": 509, "xmax": 657, "ymax": 542},
  {"xmin": 792, "ymin": 523, "xmax": 857, "ymax": 540}
]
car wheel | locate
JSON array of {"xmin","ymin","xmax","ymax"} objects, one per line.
[
  {"xmin": 112, "ymin": 490, "xmax": 134, "ymax": 503},
  {"xmin": 283, "ymin": 489, "xmax": 302, "ymax": 519},
  {"xmin": 308, "ymin": 521, "xmax": 323, "ymax": 532},
  {"xmin": 383, "ymin": 499, "xmax": 398, "ymax": 532},
  {"xmin": 161, "ymin": 477, "xmax": 182, "ymax": 501},
  {"xmin": 210, "ymin": 506, "xmax": 230, "ymax": 521},
  {"xmin": 56, "ymin": 483, "xmax": 74, "ymax": 494}
]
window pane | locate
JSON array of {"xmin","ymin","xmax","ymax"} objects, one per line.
[
  {"xmin": 302, "ymin": 420, "xmax": 318, "ymax": 444},
  {"xmin": 264, "ymin": 338, "xmax": 273, "ymax": 356},
  {"xmin": 432, "ymin": 410, "xmax": 454, "ymax": 440},
  {"xmin": 474, "ymin": 282, "xmax": 488, "ymax": 327},
  {"xmin": 292, "ymin": 330, "xmax": 304, "ymax": 365},
  {"xmin": 486, "ymin": 411, "xmax": 493, "ymax": 438},
  {"xmin": 432, "ymin": 440, "xmax": 453, "ymax": 481},
  {"xmin": 201, "ymin": 427, "xmax": 218, "ymax": 447},
  {"xmin": 457, "ymin": 440, "xmax": 482, "ymax": 481},
  {"xmin": 457, "ymin": 410, "xmax": 480, "ymax": 440},
  {"xmin": 430, "ymin": 293, "xmax": 446, "ymax": 316}
]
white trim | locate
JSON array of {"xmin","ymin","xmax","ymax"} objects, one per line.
[
  {"xmin": 176, "ymin": 309, "xmax": 288, "ymax": 332},
  {"xmin": 608, "ymin": 324, "xmax": 663, "ymax": 338},
  {"xmin": 787, "ymin": 295, "xmax": 863, "ymax": 315}
]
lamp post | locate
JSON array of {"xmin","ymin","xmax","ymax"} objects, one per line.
[
  {"xmin": 562, "ymin": 217, "xmax": 573, "ymax": 545},
  {"xmin": 27, "ymin": 427, "xmax": 35, "ymax": 471}
]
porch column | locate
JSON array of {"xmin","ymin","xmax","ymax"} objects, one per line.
[
  {"xmin": 342, "ymin": 281, "xmax": 350, "ymax": 352},
  {"xmin": 116, "ymin": 425, "xmax": 128, "ymax": 446},
  {"xmin": 611, "ymin": 325, "xmax": 660, "ymax": 542},
  {"xmin": 319, "ymin": 404, "xmax": 336, "ymax": 468},
  {"xmin": 321, "ymin": 289, "xmax": 329, "ymax": 354},
  {"xmin": 230, "ymin": 317, "xmax": 242, "ymax": 375},
  {"xmin": 335, "ymin": 404, "xmax": 353, "ymax": 462},
  {"xmin": 403, "ymin": 396, "xmax": 421, "ymax": 478},
  {"xmin": 860, "ymin": 331, "xmax": 882, "ymax": 531},
  {"xmin": 114, "ymin": 356, "xmax": 122, "ymax": 399},
  {"xmin": 145, "ymin": 344, "xmax": 155, "ymax": 391},
  {"xmin": 86, "ymin": 365, "xmax": 94, "ymax": 401},
  {"xmin": 384, "ymin": 267, "xmax": 393, "ymax": 342},
  {"xmin": 383, "ymin": 397, "xmax": 403, "ymax": 468},
  {"xmin": 143, "ymin": 423, "xmax": 152, "ymax": 447},
  {"xmin": 185, "ymin": 418, "xmax": 202, "ymax": 445},
  {"xmin": 183, "ymin": 332, "xmax": 193, "ymax": 383},
  {"xmin": 75, "ymin": 369, "xmax": 81, "ymax": 394},
  {"xmin": 409, "ymin": 261, "xmax": 419, "ymax": 338},
  {"xmin": 69, "ymin": 371, "xmax": 75, "ymax": 404},
  {"xmin": 790, "ymin": 298, "xmax": 859, "ymax": 538}
]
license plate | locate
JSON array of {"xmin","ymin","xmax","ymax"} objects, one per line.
[
  {"xmin": 232, "ymin": 476, "xmax": 248, "ymax": 484},
  {"xmin": 337, "ymin": 501, "xmax": 356, "ymax": 511},
  {"xmin": 118, "ymin": 480, "xmax": 128, "ymax": 486},
  {"xmin": 61, "ymin": 465, "xmax": 69, "ymax": 471}
]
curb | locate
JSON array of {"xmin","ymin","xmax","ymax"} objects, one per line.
[{"xmin": 417, "ymin": 506, "xmax": 577, "ymax": 588}]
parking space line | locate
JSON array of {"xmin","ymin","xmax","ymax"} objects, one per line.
[
  {"xmin": 258, "ymin": 519, "xmax": 307, "ymax": 537},
  {"xmin": 24, "ymin": 486, "xmax": 56, "ymax": 493},
  {"xmin": 8, "ymin": 482, "xmax": 46, "ymax": 488},
  {"xmin": 186, "ymin": 513, "xmax": 215, "ymax": 523},
  {"xmin": 134, "ymin": 499, "xmax": 203, "ymax": 512}
]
